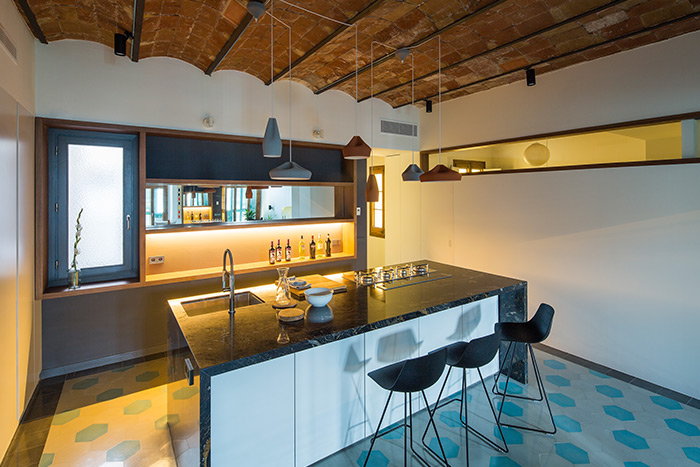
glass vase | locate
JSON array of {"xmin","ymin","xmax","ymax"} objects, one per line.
[
  {"xmin": 68, "ymin": 267, "xmax": 80, "ymax": 289},
  {"xmin": 275, "ymin": 267, "xmax": 292, "ymax": 307}
]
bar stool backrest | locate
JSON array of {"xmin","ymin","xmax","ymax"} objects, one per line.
[
  {"xmin": 457, "ymin": 331, "xmax": 501, "ymax": 369},
  {"xmin": 530, "ymin": 303, "xmax": 555, "ymax": 343},
  {"xmin": 390, "ymin": 348, "xmax": 447, "ymax": 393}
]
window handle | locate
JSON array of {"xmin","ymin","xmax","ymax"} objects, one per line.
[{"xmin": 126, "ymin": 214, "xmax": 131, "ymax": 230}]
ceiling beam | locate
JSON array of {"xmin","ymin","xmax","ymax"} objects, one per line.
[
  {"xmin": 15, "ymin": 0, "xmax": 47, "ymax": 44},
  {"xmin": 266, "ymin": 0, "xmax": 387, "ymax": 85},
  {"xmin": 131, "ymin": 0, "xmax": 145, "ymax": 62},
  {"xmin": 363, "ymin": 0, "xmax": 627, "ymax": 103},
  {"xmin": 394, "ymin": 11, "xmax": 700, "ymax": 109},
  {"xmin": 312, "ymin": 0, "xmax": 510, "ymax": 95},
  {"xmin": 206, "ymin": 11, "xmax": 255, "ymax": 75}
]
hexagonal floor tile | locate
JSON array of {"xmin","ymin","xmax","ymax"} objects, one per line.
[
  {"xmin": 173, "ymin": 386, "xmax": 199, "ymax": 400},
  {"xmin": 490, "ymin": 457, "xmax": 522, "ymax": 467},
  {"xmin": 495, "ymin": 425, "xmax": 523, "ymax": 445},
  {"xmin": 378, "ymin": 422, "xmax": 403, "ymax": 440},
  {"xmin": 589, "ymin": 369, "xmax": 611, "ymax": 379},
  {"xmin": 356, "ymin": 450, "xmax": 389, "ymax": 467},
  {"xmin": 96, "ymin": 388, "xmax": 124, "ymax": 402},
  {"xmin": 612, "ymin": 430, "xmax": 649, "ymax": 450},
  {"xmin": 498, "ymin": 382, "xmax": 524, "ymax": 395},
  {"xmin": 665, "ymin": 418, "xmax": 700, "ymax": 436},
  {"xmin": 124, "ymin": 400, "xmax": 151, "ymax": 415},
  {"xmin": 546, "ymin": 375, "xmax": 571, "ymax": 387},
  {"xmin": 71, "ymin": 378, "xmax": 98, "ymax": 390},
  {"xmin": 111, "ymin": 364, "xmax": 134, "ymax": 373},
  {"xmin": 106, "ymin": 440, "xmax": 140, "ymax": 461},
  {"xmin": 682, "ymin": 447, "xmax": 700, "ymax": 463},
  {"xmin": 440, "ymin": 410, "xmax": 464, "ymax": 428},
  {"xmin": 603, "ymin": 405, "xmax": 635, "ymax": 421},
  {"xmin": 38, "ymin": 453, "xmax": 54, "ymax": 467},
  {"xmin": 549, "ymin": 393, "xmax": 576, "ymax": 408},
  {"xmin": 135, "ymin": 371, "xmax": 160, "ymax": 382},
  {"xmin": 650, "ymin": 395, "xmax": 682, "ymax": 410},
  {"xmin": 429, "ymin": 436, "xmax": 459, "ymax": 458},
  {"xmin": 555, "ymin": 442, "xmax": 590, "ymax": 464},
  {"xmin": 75, "ymin": 423, "xmax": 108, "ymax": 442},
  {"xmin": 596, "ymin": 385, "xmax": 623, "ymax": 398},
  {"xmin": 496, "ymin": 401, "xmax": 523, "ymax": 418},
  {"xmin": 155, "ymin": 414, "xmax": 180, "ymax": 430},
  {"xmin": 543, "ymin": 359, "xmax": 567, "ymax": 370},
  {"xmin": 624, "ymin": 462, "xmax": 651, "ymax": 467},
  {"xmin": 52, "ymin": 409, "xmax": 80, "ymax": 425},
  {"xmin": 553, "ymin": 414, "xmax": 582, "ymax": 433}
]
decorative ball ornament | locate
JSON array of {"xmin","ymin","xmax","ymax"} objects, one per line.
[{"xmin": 524, "ymin": 142, "xmax": 550, "ymax": 166}]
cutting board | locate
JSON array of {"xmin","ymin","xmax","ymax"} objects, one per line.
[{"xmin": 289, "ymin": 274, "xmax": 347, "ymax": 299}]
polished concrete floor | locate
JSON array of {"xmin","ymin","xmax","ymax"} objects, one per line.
[{"xmin": 2, "ymin": 347, "xmax": 699, "ymax": 466}]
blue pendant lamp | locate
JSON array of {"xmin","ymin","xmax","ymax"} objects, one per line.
[{"xmin": 262, "ymin": 0, "xmax": 282, "ymax": 158}]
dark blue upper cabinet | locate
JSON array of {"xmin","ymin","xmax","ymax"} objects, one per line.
[{"xmin": 146, "ymin": 135, "xmax": 353, "ymax": 183}]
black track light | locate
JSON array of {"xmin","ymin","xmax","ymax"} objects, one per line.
[
  {"xmin": 114, "ymin": 31, "xmax": 133, "ymax": 57},
  {"xmin": 425, "ymin": 99, "xmax": 433, "ymax": 113},
  {"xmin": 526, "ymin": 67, "xmax": 536, "ymax": 86}
]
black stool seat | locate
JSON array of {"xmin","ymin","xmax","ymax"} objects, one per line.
[
  {"xmin": 497, "ymin": 303, "xmax": 554, "ymax": 344},
  {"xmin": 364, "ymin": 349, "xmax": 450, "ymax": 467},
  {"xmin": 445, "ymin": 332, "xmax": 501, "ymax": 369}
]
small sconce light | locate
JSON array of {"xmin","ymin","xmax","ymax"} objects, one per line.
[
  {"xmin": 425, "ymin": 99, "xmax": 433, "ymax": 113},
  {"xmin": 526, "ymin": 67, "xmax": 536, "ymax": 87},
  {"xmin": 114, "ymin": 31, "xmax": 133, "ymax": 56}
]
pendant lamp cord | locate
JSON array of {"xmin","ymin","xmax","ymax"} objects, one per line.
[
  {"xmin": 438, "ymin": 35, "xmax": 442, "ymax": 165},
  {"xmin": 289, "ymin": 21, "xmax": 292, "ymax": 162},
  {"xmin": 355, "ymin": 25, "xmax": 358, "ymax": 137},
  {"xmin": 370, "ymin": 41, "xmax": 374, "ymax": 169},
  {"xmin": 411, "ymin": 52, "xmax": 415, "ymax": 164},
  {"xmin": 270, "ymin": 0, "xmax": 274, "ymax": 118}
]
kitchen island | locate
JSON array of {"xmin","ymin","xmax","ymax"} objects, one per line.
[{"xmin": 167, "ymin": 262, "xmax": 527, "ymax": 466}]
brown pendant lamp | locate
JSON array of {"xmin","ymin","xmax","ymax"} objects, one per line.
[
  {"xmin": 343, "ymin": 26, "xmax": 371, "ymax": 160},
  {"xmin": 420, "ymin": 36, "xmax": 461, "ymax": 182},
  {"xmin": 365, "ymin": 40, "xmax": 387, "ymax": 202}
]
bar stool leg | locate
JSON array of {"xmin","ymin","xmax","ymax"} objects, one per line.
[
  {"xmin": 418, "ymin": 390, "xmax": 450, "ymax": 466},
  {"xmin": 493, "ymin": 341, "xmax": 545, "ymax": 402},
  {"xmin": 364, "ymin": 391, "xmax": 393, "ymax": 467}
]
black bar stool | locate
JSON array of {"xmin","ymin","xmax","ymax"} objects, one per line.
[
  {"xmin": 492, "ymin": 303, "xmax": 556, "ymax": 434},
  {"xmin": 423, "ymin": 332, "xmax": 508, "ymax": 466},
  {"xmin": 365, "ymin": 348, "xmax": 450, "ymax": 467}
]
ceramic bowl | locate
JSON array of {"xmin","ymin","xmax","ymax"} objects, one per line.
[{"xmin": 305, "ymin": 287, "xmax": 333, "ymax": 307}]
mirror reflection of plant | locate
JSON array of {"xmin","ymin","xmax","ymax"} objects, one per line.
[
  {"xmin": 71, "ymin": 208, "xmax": 84, "ymax": 269},
  {"xmin": 244, "ymin": 208, "xmax": 256, "ymax": 221}
]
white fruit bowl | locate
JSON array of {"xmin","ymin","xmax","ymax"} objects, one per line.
[{"xmin": 304, "ymin": 287, "xmax": 333, "ymax": 307}]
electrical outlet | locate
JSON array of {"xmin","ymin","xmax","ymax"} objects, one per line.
[
  {"xmin": 356, "ymin": 207, "xmax": 361, "ymax": 216},
  {"xmin": 149, "ymin": 256, "xmax": 165, "ymax": 265}
]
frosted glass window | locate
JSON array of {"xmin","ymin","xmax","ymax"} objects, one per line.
[{"xmin": 68, "ymin": 144, "xmax": 124, "ymax": 269}]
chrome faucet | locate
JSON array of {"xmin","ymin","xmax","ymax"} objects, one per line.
[{"xmin": 222, "ymin": 249, "xmax": 235, "ymax": 314}]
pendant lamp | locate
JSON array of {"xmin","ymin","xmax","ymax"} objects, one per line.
[
  {"xmin": 343, "ymin": 27, "xmax": 371, "ymax": 160},
  {"xmin": 263, "ymin": 0, "xmax": 282, "ymax": 158},
  {"xmin": 269, "ymin": 14, "xmax": 311, "ymax": 181},
  {"xmin": 401, "ymin": 51, "xmax": 423, "ymax": 181},
  {"xmin": 420, "ymin": 36, "xmax": 461, "ymax": 182},
  {"xmin": 365, "ymin": 41, "xmax": 384, "ymax": 202}
]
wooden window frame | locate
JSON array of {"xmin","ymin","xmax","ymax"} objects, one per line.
[{"xmin": 369, "ymin": 165, "xmax": 385, "ymax": 238}]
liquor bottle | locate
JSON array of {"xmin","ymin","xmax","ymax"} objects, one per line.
[
  {"xmin": 298, "ymin": 235, "xmax": 306, "ymax": 260},
  {"xmin": 326, "ymin": 234, "xmax": 332, "ymax": 257},
  {"xmin": 309, "ymin": 235, "xmax": 316, "ymax": 260},
  {"xmin": 269, "ymin": 241, "xmax": 276, "ymax": 264},
  {"xmin": 276, "ymin": 239, "xmax": 282, "ymax": 262},
  {"xmin": 316, "ymin": 232, "xmax": 324, "ymax": 258},
  {"xmin": 285, "ymin": 239, "xmax": 292, "ymax": 262}
]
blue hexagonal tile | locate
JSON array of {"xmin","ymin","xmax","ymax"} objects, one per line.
[
  {"xmin": 650, "ymin": 395, "xmax": 682, "ymax": 410},
  {"xmin": 71, "ymin": 378, "xmax": 98, "ymax": 390},
  {"xmin": 440, "ymin": 410, "xmax": 464, "ymax": 428},
  {"xmin": 603, "ymin": 405, "xmax": 635, "ymax": 421},
  {"xmin": 173, "ymin": 386, "xmax": 199, "ymax": 400},
  {"xmin": 52, "ymin": 409, "xmax": 80, "ymax": 425},
  {"xmin": 490, "ymin": 456, "xmax": 522, "ymax": 467},
  {"xmin": 356, "ymin": 450, "xmax": 389, "ymax": 467},
  {"xmin": 624, "ymin": 462, "xmax": 651, "ymax": 467},
  {"xmin": 111, "ymin": 364, "xmax": 134, "ymax": 373},
  {"xmin": 38, "ymin": 453, "xmax": 54, "ymax": 467},
  {"xmin": 683, "ymin": 447, "xmax": 700, "ymax": 463},
  {"xmin": 589, "ymin": 369, "xmax": 611, "ymax": 379},
  {"xmin": 665, "ymin": 418, "xmax": 700, "ymax": 436},
  {"xmin": 106, "ymin": 440, "xmax": 140, "ymax": 461},
  {"xmin": 546, "ymin": 375, "xmax": 570, "ymax": 387},
  {"xmin": 544, "ymin": 359, "xmax": 567, "ymax": 370},
  {"xmin": 612, "ymin": 430, "xmax": 649, "ymax": 450},
  {"xmin": 429, "ymin": 436, "xmax": 459, "ymax": 458},
  {"xmin": 155, "ymin": 414, "xmax": 180, "ymax": 430},
  {"xmin": 378, "ymin": 422, "xmax": 403, "ymax": 440},
  {"xmin": 555, "ymin": 442, "xmax": 590, "ymax": 464},
  {"xmin": 96, "ymin": 388, "xmax": 124, "ymax": 402},
  {"xmin": 549, "ymin": 393, "xmax": 576, "ymax": 407},
  {"xmin": 553, "ymin": 414, "xmax": 582, "ymax": 433},
  {"xmin": 596, "ymin": 385, "xmax": 623, "ymax": 398},
  {"xmin": 495, "ymin": 425, "xmax": 523, "ymax": 445},
  {"xmin": 135, "ymin": 371, "xmax": 159, "ymax": 382},
  {"xmin": 124, "ymin": 400, "xmax": 151, "ymax": 415},
  {"xmin": 496, "ymin": 401, "xmax": 523, "ymax": 418},
  {"xmin": 75, "ymin": 423, "xmax": 108, "ymax": 442},
  {"xmin": 498, "ymin": 382, "xmax": 524, "ymax": 395}
]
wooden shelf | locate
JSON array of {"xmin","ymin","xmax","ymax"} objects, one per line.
[{"xmin": 146, "ymin": 218, "xmax": 354, "ymax": 234}]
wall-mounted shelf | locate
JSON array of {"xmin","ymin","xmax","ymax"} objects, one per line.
[{"xmin": 147, "ymin": 217, "xmax": 354, "ymax": 234}]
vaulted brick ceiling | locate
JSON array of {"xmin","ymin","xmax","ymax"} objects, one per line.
[{"xmin": 13, "ymin": 0, "xmax": 700, "ymax": 108}]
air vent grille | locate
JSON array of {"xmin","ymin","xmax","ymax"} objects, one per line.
[
  {"xmin": 0, "ymin": 23, "xmax": 17, "ymax": 61},
  {"xmin": 380, "ymin": 119, "xmax": 417, "ymax": 137}
]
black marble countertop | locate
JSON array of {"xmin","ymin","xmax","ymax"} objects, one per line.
[{"xmin": 169, "ymin": 261, "xmax": 526, "ymax": 377}]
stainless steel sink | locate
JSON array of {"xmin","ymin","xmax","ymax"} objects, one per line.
[{"xmin": 181, "ymin": 292, "xmax": 264, "ymax": 316}]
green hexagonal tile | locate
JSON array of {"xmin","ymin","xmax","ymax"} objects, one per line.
[
  {"xmin": 173, "ymin": 386, "xmax": 199, "ymax": 400},
  {"xmin": 38, "ymin": 453, "xmax": 54, "ymax": 467},
  {"xmin": 155, "ymin": 414, "xmax": 180, "ymax": 431},
  {"xmin": 71, "ymin": 378, "xmax": 98, "ymax": 390},
  {"xmin": 135, "ymin": 371, "xmax": 160, "ymax": 382},
  {"xmin": 106, "ymin": 440, "xmax": 141, "ymax": 461},
  {"xmin": 52, "ymin": 409, "xmax": 80, "ymax": 425},
  {"xmin": 75, "ymin": 423, "xmax": 108, "ymax": 442},
  {"xmin": 124, "ymin": 400, "xmax": 152, "ymax": 415},
  {"xmin": 96, "ymin": 388, "xmax": 124, "ymax": 402}
]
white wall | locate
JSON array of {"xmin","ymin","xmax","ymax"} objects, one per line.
[
  {"xmin": 35, "ymin": 40, "xmax": 418, "ymax": 149},
  {"xmin": 0, "ymin": 0, "xmax": 35, "ymax": 113}
]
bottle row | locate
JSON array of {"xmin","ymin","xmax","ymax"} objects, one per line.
[{"xmin": 269, "ymin": 234, "xmax": 332, "ymax": 265}]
